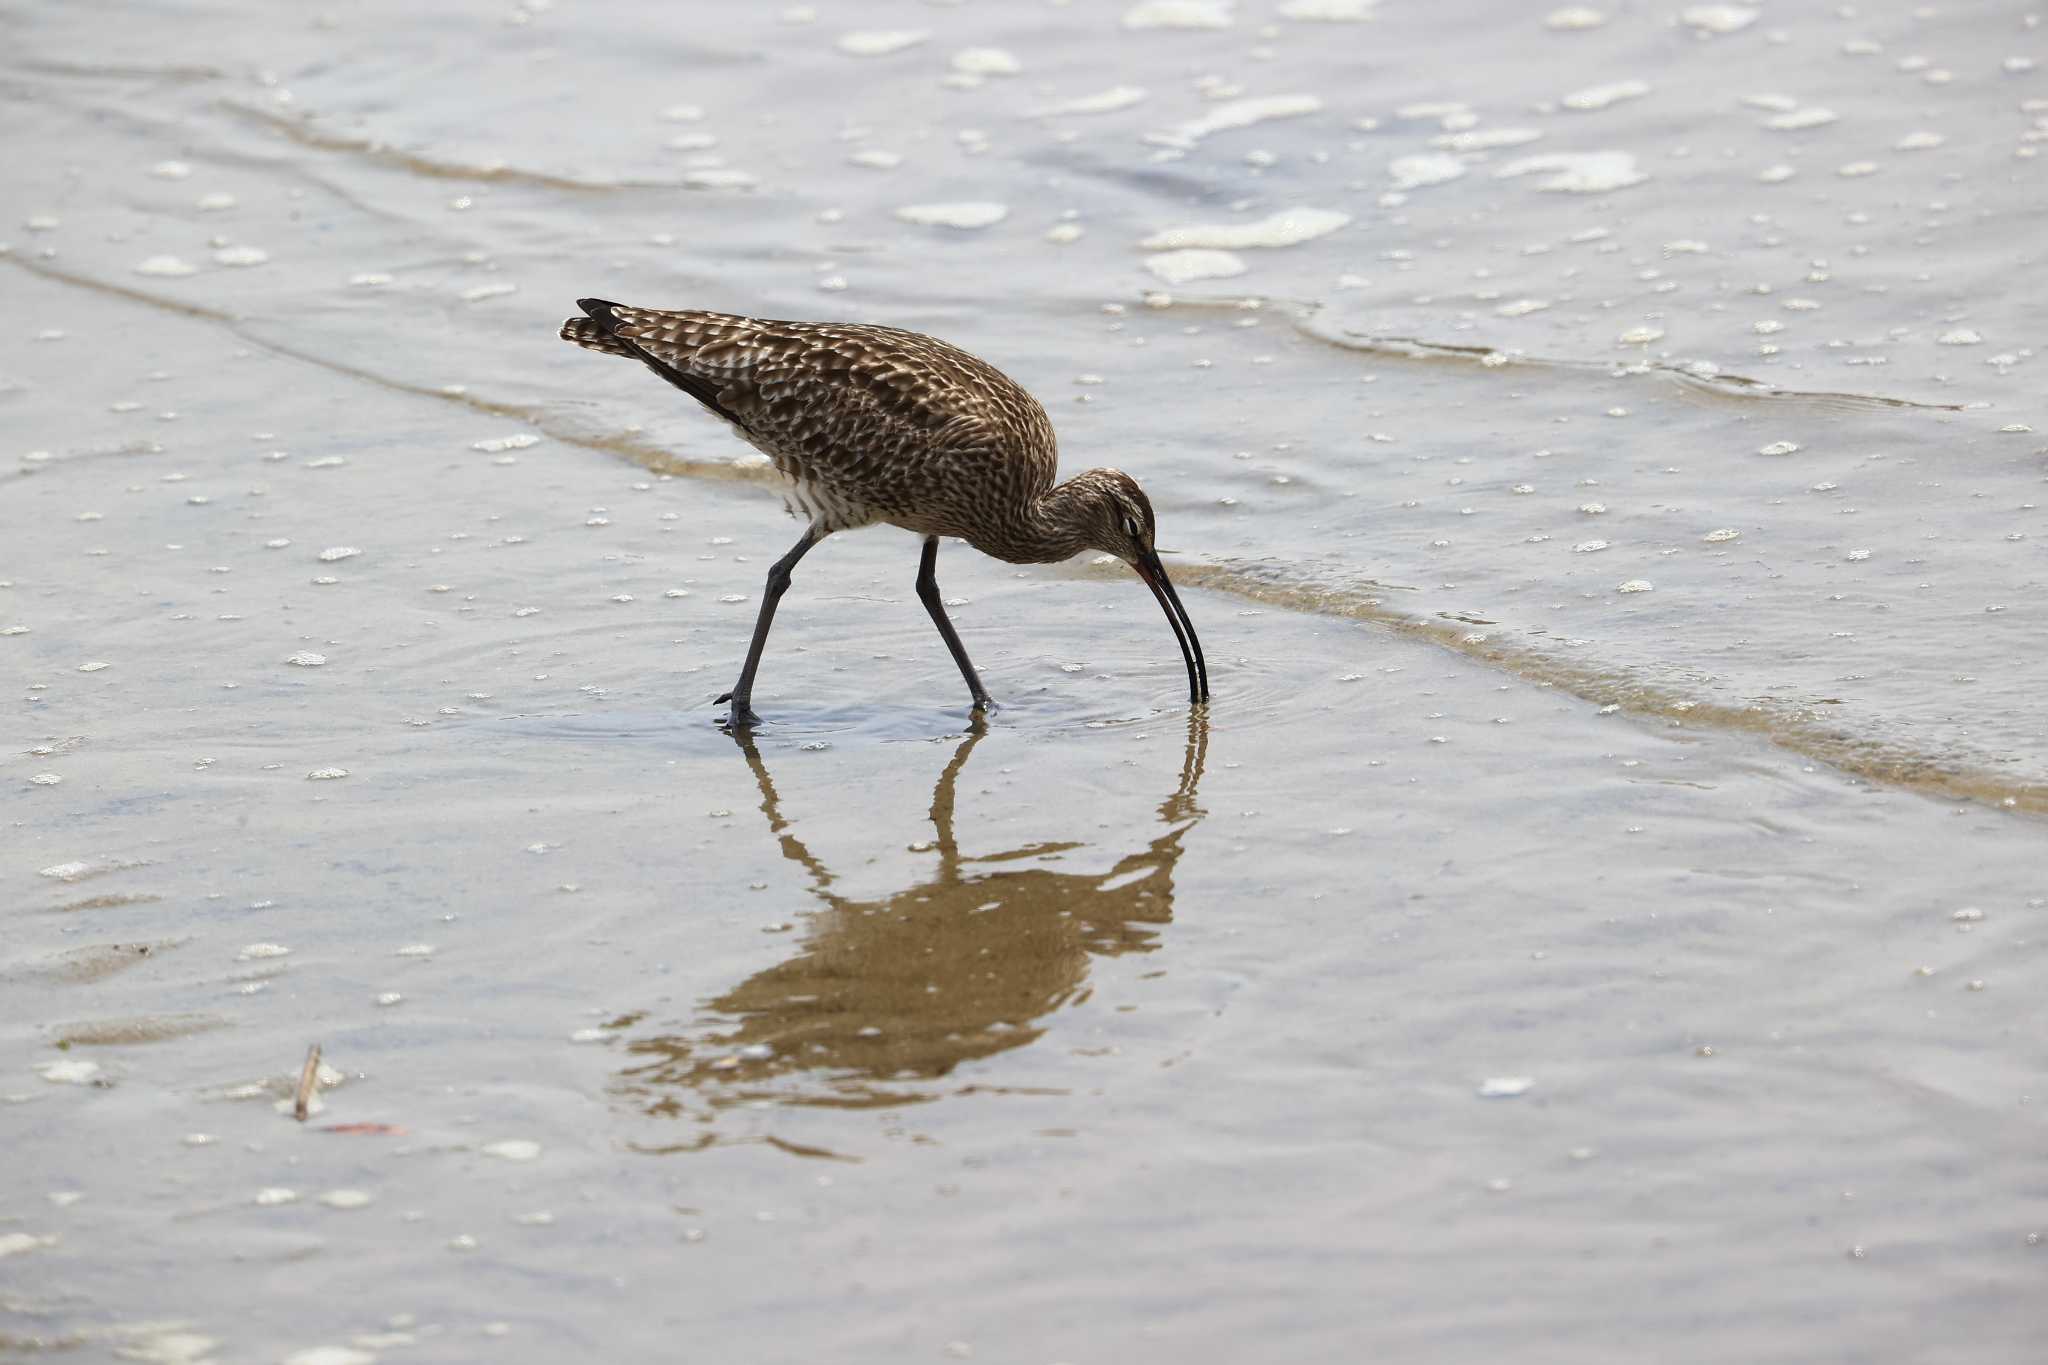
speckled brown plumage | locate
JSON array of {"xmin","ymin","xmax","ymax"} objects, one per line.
[
  {"xmin": 562, "ymin": 302, "xmax": 1085, "ymax": 561},
  {"xmin": 559, "ymin": 298, "xmax": 1209, "ymax": 721}
]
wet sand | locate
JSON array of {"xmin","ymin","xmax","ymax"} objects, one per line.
[{"xmin": 6, "ymin": 3, "xmax": 2047, "ymax": 1361}]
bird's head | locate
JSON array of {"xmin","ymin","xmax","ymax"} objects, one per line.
[
  {"xmin": 1069, "ymin": 467, "xmax": 1159, "ymax": 562},
  {"xmin": 1069, "ymin": 468, "xmax": 1209, "ymax": 704}
]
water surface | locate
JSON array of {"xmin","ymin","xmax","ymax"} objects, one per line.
[{"xmin": 5, "ymin": 3, "xmax": 2045, "ymax": 1361}]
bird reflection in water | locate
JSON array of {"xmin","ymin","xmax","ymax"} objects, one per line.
[{"xmin": 614, "ymin": 711, "xmax": 1207, "ymax": 1143}]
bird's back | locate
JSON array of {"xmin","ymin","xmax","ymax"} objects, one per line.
[{"xmin": 562, "ymin": 303, "xmax": 1059, "ymax": 540}]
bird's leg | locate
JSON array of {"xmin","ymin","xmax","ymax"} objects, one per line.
[
  {"xmin": 717, "ymin": 525, "xmax": 823, "ymax": 728},
  {"xmin": 915, "ymin": 535, "xmax": 994, "ymax": 712},
  {"xmin": 925, "ymin": 722, "xmax": 986, "ymax": 878}
]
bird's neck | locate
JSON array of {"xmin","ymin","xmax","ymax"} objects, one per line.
[{"xmin": 982, "ymin": 477, "xmax": 1096, "ymax": 564}]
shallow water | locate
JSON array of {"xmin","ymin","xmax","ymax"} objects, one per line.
[{"xmin": 5, "ymin": 3, "xmax": 2046, "ymax": 1361}]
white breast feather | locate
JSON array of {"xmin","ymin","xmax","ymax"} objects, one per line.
[{"xmin": 782, "ymin": 474, "xmax": 878, "ymax": 533}]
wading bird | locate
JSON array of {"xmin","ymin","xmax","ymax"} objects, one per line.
[{"xmin": 560, "ymin": 300, "xmax": 1209, "ymax": 726}]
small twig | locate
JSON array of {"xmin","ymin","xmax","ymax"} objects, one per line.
[{"xmin": 293, "ymin": 1043, "xmax": 322, "ymax": 1122}]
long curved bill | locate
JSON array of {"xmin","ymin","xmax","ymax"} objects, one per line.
[{"xmin": 1134, "ymin": 551, "xmax": 1210, "ymax": 704}]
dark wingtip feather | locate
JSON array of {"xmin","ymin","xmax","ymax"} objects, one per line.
[{"xmin": 577, "ymin": 297, "xmax": 623, "ymax": 329}]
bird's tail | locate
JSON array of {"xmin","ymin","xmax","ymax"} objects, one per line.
[{"xmin": 559, "ymin": 297, "xmax": 638, "ymax": 359}]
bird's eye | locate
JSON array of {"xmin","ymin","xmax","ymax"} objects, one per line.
[{"xmin": 1122, "ymin": 516, "xmax": 1142, "ymax": 541}]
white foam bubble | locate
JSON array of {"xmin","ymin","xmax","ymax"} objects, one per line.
[
  {"xmin": 1144, "ymin": 249, "xmax": 1248, "ymax": 283},
  {"xmin": 837, "ymin": 29, "xmax": 928, "ymax": 56},
  {"xmin": 895, "ymin": 202, "xmax": 1008, "ymax": 229},
  {"xmin": 1123, "ymin": 0, "xmax": 1232, "ymax": 28},
  {"xmin": 135, "ymin": 255, "xmax": 198, "ymax": 277},
  {"xmin": 1496, "ymin": 151, "xmax": 1646, "ymax": 193},
  {"xmin": 952, "ymin": 47, "xmax": 1020, "ymax": 76},
  {"xmin": 1034, "ymin": 86, "xmax": 1148, "ymax": 117},
  {"xmin": 1150, "ymin": 94, "xmax": 1322, "ymax": 147},
  {"xmin": 472, "ymin": 433, "xmax": 541, "ymax": 452},
  {"xmin": 317, "ymin": 1190, "xmax": 373, "ymax": 1210},
  {"xmin": 1681, "ymin": 5, "xmax": 1758, "ymax": 34},
  {"xmin": 1433, "ymin": 127, "xmax": 1543, "ymax": 152},
  {"xmin": 1545, "ymin": 6, "xmax": 1607, "ymax": 29},
  {"xmin": 1277, "ymin": 0, "xmax": 1375, "ymax": 19},
  {"xmin": 1562, "ymin": 79, "xmax": 1650, "ymax": 111},
  {"xmin": 1389, "ymin": 153, "xmax": 1467, "ymax": 190},
  {"xmin": 683, "ymin": 168, "xmax": 757, "ymax": 189},
  {"xmin": 1140, "ymin": 207, "xmax": 1349, "ymax": 249},
  {"xmin": 1764, "ymin": 107, "xmax": 1837, "ymax": 130}
]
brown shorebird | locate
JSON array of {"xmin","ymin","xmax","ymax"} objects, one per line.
[{"xmin": 560, "ymin": 299, "xmax": 1209, "ymax": 727}]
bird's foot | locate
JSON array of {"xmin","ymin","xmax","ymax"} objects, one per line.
[
  {"xmin": 969, "ymin": 694, "xmax": 998, "ymax": 715},
  {"xmin": 714, "ymin": 691, "xmax": 763, "ymax": 730}
]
